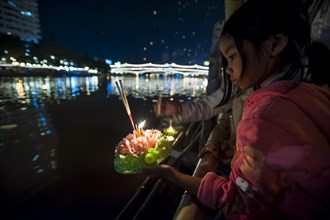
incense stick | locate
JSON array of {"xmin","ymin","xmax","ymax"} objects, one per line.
[
  {"xmin": 115, "ymin": 81, "xmax": 127, "ymax": 110},
  {"xmin": 115, "ymin": 80, "xmax": 136, "ymax": 131},
  {"xmin": 157, "ymin": 93, "xmax": 162, "ymax": 115},
  {"xmin": 119, "ymin": 80, "xmax": 130, "ymax": 113}
]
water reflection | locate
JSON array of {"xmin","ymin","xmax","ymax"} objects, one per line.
[
  {"xmin": 0, "ymin": 76, "xmax": 100, "ymax": 104},
  {"xmin": 0, "ymin": 75, "xmax": 207, "ymax": 103},
  {"xmin": 0, "ymin": 75, "xmax": 100, "ymax": 204},
  {"xmin": 0, "ymin": 74, "xmax": 207, "ymax": 208},
  {"xmin": 107, "ymin": 75, "xmax": 208, "ymax": 98},
  {"xmin": 0, "ymin": 102, "xmax": 58, "ymax": 202}
]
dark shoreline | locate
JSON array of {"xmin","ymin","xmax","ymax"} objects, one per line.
[{"xmin": 0, "ymin": 68, "xmax": 105, "ymax": 77}]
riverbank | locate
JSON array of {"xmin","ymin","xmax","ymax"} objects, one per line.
[{"xmin": 0, "ymin": 66, "xmax": 105, "ymax": 77}]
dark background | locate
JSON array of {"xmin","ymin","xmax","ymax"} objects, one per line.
[{"xmin": 38, "ymin": 0, "xmax": 225, "ymax": 64}]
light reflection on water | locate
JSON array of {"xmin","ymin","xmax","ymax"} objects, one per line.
[
  {"xmin": 0, "ymin": 74, "xmax": 207, "ymax": 204},
  {"xmin": 107, "ymin": 75, "xmax": 208, "ymax": 98},
  {"xmin": 0, "ymin": 76, "xmax": 100, "ymax": 104}
]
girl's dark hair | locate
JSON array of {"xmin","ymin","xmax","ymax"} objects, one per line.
[{"xmin": 218, "ymin": 0, "xmax": 318, "ymax": 104}]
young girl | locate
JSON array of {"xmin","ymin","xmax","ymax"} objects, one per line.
[{"xmin": 143, "ymin": 0, "xmax": 330, "ymax": 219}]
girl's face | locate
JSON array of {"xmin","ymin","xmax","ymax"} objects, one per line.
[{"xmin": 220, "ymin": 35, "xmax": 277, "ymax": 89}]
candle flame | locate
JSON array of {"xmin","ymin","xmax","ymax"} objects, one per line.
[
  {"xmin": 165, "ymin": 125, "xmax": 176, "ymax": 136},
  {"xmin": 138, "ymin": 120, "xmax": 146, "ymax": 129}
]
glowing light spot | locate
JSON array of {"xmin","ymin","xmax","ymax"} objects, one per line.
[
  {"xmin": 21, "ymin": 11, "xmax": 32, "ymax": 16},
  {"xmin": 32, "ymin": 154, "xmax": 40, "ymax": 161},
  {"xmin": 8, "ymin": 1, "xmax": 16, "ymax": 7}
]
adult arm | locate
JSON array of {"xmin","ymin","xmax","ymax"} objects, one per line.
[{"xmin": 173, "ymin": 88, "xmax": 232, "ymax": 124}]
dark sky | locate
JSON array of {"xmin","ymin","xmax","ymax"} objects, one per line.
[{"xmin": 38, "ymin": 0, "xmax": 225, "ymax": 65}]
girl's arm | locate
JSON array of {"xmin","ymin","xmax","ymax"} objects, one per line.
[{"xmin": 142, "ymin": 164, "xmax": 201, "ymax": 196}]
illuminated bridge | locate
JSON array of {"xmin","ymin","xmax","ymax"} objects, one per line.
[{"xmin": 110, "ymin": 63, "xmax": 209, "ymax": 77}]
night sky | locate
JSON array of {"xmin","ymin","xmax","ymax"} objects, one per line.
[{"xmin": 38, "ymin": 0, "xmax": 225, "ymax": 65}]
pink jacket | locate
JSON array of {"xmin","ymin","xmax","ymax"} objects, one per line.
[{"xmin": 197, "ymin": 81, "xmax": 330, "ymax": 220}]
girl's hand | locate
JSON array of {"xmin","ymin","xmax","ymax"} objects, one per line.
[
  {"xmin": 142, "ymin": 164, "xmax": 201, "ymax": 197},
  {"xmin": 141, "ymin": 164, "xmax": 176, "ymax": 179}
]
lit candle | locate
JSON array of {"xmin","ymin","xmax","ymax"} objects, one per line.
[
  {"xmin": 165, "ymin": 125, "xmax": 176, "ymax": 136},
  {"xmin": 138, "ymin": 120, "xmax": 146, "ymax": 137}
]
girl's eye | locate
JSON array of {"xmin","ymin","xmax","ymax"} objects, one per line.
[{"xmin": 228, "ymin": 53, "xmax": 237, "ymax": 61}]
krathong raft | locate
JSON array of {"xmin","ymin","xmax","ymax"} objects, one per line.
[{"xmin": 114, "ymin": 128, "xmax": 173, "ymax": 174}]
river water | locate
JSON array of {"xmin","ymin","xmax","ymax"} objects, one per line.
[{"xmin": 0, "ymin": 74, "xmax": 207, "ymax": 219}]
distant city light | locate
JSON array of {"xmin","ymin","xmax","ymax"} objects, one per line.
[
  {"xmin": 105, "ymin": 59, "xmax": 112, "ymax": 65},
  {"xmin": 21, "ymin": 11, "xmax": 33, "ymax": 16},
  {"xmin": 109, "ymin": 62, "xmax": 208, "ymax": 76},
  {"xmin": 8, "ymin": 1, "xmax": 16, "ymax": 7}
]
